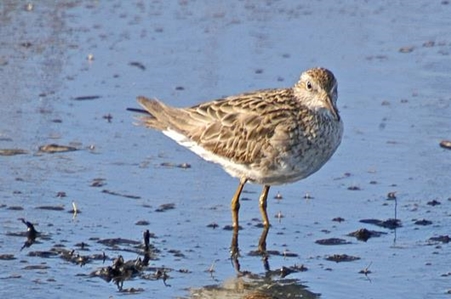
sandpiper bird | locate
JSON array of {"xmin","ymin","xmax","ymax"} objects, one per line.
[{"xmin": 129, "ymin": 67, "xmax": 343, "ymax": 232}]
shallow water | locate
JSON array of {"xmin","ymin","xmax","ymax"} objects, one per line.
[{"xmin": 1, "ymin": 1, "xmax": 451, "ymax": 298}]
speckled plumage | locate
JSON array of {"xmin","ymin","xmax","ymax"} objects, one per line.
[{"xmin": 132, "ymin": 67, "xmax": 343, "ymax": 234}]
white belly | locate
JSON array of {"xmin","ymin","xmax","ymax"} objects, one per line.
[{"xmin": 163, "ymin": 122, "xmax": 342, "ymax": 186}]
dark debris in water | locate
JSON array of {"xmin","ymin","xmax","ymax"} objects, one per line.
[
  {"xmin": 22, "ymin": 264, "xmax": 51, "ymax": 270},
  {"xmin": 38, "ymin": 144, "xmax": 78, "ymax": 153},
  {"xmin": 428, "ymin": 235, "xmax": 451, "ymax": 244},
  {"xmin": 206, "ymin": 222, "xmax": 219, "ymax": 229},
  {"xmin": 347, "ymin": 185, "xmax": 361, "ymax": 191},
  {"xmin": 386, "ymin": 191, "xmax": 397, "ymax": 200},
  {"xmin": 102, "ymin": 189, "xmax": 141, "ymax": 199},
  {"xmin": 423, "ymin": 40, "xmax": 435, "ymax": 47},
  {"xmin": 90, "ymin": 255, "xmax": 172, "ymax": 290},
  {"xmin": 348, "ymin": 228, "xmax": 386, "ymax": 242},
  {"xmin": 358, "ymin": 262, "xmax": 373, "ymax": 276},
  {"xmin": 266, "ymin": 265, "xmax": 307, "ymax": 278},
  {"xmin": 75, "ymin": 242, "xmax": 90, "ymax": 250},
  {"xmin": 155, "ymin": 203, "xmax": 175, "ymax": 212},
  {"xmin": 28, "ymin": 251, "xmax": 58, "ymax": 258},
  {"xmin": 332, "ymin": 217, "xmax": 345, "ymax": 222},
  {"xmin": 0, "ymin": 148, "xmax": 28, "ymax": 156},
  {"xmin": 326, "ymin": 254, "xmax": 360, "ymax": 263},
  {"xmin": 248, "ymin": 249, "xmax": 298, "ymax": 258},
  {"xmin": 90, "ymin": 255, "xmax": 145, "ymax": 290},
  {"xmin": 168, "ymin": 249, "xmax": 185, "ymax": 258},
  {"xmin": 10, "ymin": 220, "xmax": 311, "ymax": 293},
  {"xmin": 427, "ymin": 199, "xmax": 441, "ymax": 206},
  {"xmin": 103, "ymin": 113, "xmax": 113, "ymax": 123},
  {"xmin": 16, "ymin": 232, "xmax": 161, "ymax": 291},
  {"xmin": 97, "ymin": 238, "xmax": 141, "ymax": 247},
  {"xmin": 160, "ymin": 162, "xmax": 192, "ymax": 169},
  {"xmin": 96, "ymin": 237, "xmax": 159, "ymax": 256},
  {"xmin": 6, "ymin": 206, "xmax": 24, "ymax": 211},
  {"xmin": 281, "ymin": 251, "xmax": 299, "ymax": 258},
  {"xmin": 7, "ymin": 207, "xmax": 310, "ymax": 294},
  {"xmin": 35, "ymin": 205, "xmax": 65, "ymax": 211},
  {"xmin": 315, "ymin": 238, "xmax": 351, "ymax": 245},
  {"xmin": 237, "ymin": 263, "xmax": 307, "ymax": 281},
  {"xmin": 119, "ymin": 287, "xmax": 145, "ymax": 294},
  {"xmin": 73, "ymin": 95, "xmax": 101, "ymax": 101},
  {"xmin": 56, "ymin": 191, "xmax": 67, "ymax": 198},
  {"xmin": 0, "ymin": 254, "xmax": 16, "ymax": 260},
  {"xmin": 135, "ymin": 220, "xmax": 150, "ymax": 226},
  {"xmin": 53, "ymin": 248, "xmax": 105, "ymax": 267},
  {"xmin": 399, "ymin": 46, "xmax": 415, "ymax": 53},
  {"xmin": 359, "ymin": 218, "xmax": 402, "ymax": 229},
  {"xmin": 90, "ymin": 178, "xmax": 106, "ymax": 187},
  {"xmin": 129, "ymin": 61, "xmax": 146, "ymax": 70},
  {"xmin": 414, "ymin": 219, "xmax": 433, "ymax": 226}
]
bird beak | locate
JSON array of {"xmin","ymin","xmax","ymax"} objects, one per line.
[{"xmin": 324, "ymin": 94, "xmax": 340, "ymax": 121}]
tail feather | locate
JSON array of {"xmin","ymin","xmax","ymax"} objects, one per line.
[{"xmin": 136, "ymin": 96, "xmax": 192, "ymax": 132}]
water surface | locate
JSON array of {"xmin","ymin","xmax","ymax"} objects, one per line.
[{"xmin": 1, "ymin": 1, "xmax": 451, "ymax": 298}]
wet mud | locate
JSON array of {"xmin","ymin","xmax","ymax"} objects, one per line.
[{"xmin": 1, "ymin": 0, "xmax": 451, "ymax": 298}]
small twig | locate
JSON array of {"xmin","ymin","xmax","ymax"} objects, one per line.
[
  {"xmin": 208, "ymin": 259, "xmax": 217, "ymax": 274},
  {"xmin": 359, "ymin": 261, "xmax": 373, "ymax": 282},
  {"xmin": 72, "ymin": 201, "xmax": 78, "ymax": 219},
  {"xmin": 393, "ymin": 196, "xmax": 398, "ymax": 245}
]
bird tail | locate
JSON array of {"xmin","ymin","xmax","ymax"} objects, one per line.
[{"xmin": 133, "ymin": 96, "xmax": 190, "ymax": 131}]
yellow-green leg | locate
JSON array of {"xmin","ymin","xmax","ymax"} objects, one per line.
[
  {"xmin": 258, "ymin": 185, "xmax": 270, "ymax": 228},
  {"xmin": 257, "ymin": 185, "xmax": 271, "ymax": 254},
  {"xmin": 230, "ymin": 178, "xmax": 247, "ymax": 258},
  {"xmin": 258, "ymin": 226, "xmax": 270, "ymax": 255},
  {"xmin": 231, "ymin": 178, "xmax": 247, "ymax": 230}
]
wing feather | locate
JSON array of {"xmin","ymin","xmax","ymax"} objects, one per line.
[{"xmin": 182, "ymin": 89, "xmax": 298, "ymax": 164}]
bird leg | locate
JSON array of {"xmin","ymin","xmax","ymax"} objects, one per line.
[
  {"xmin": 230, "ymin": 178, "xmax": 247, "ymax": 258},
  {"xmin": 257, "ymin": 185, "xmax": 271, "ymax": 255},
  {"xmin": 231, "ymin": 178, "xmax": 247, "ymax": 230},
  {"xmin": 258, "ymin": 225, "xmax": 270, "ymax": 255},
  {"xmin": 258, "ymin": 185, "xmax": 270, "ymax": 228}
]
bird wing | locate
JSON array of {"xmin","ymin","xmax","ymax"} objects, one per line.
[{"xmin": 182, "ymin": 88, "xmax": 298, "ymax": 165}]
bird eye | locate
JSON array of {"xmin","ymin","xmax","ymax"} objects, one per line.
[{"xmin": 306, "ymin": 81, "xmax": 313, "ymax": 90}]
